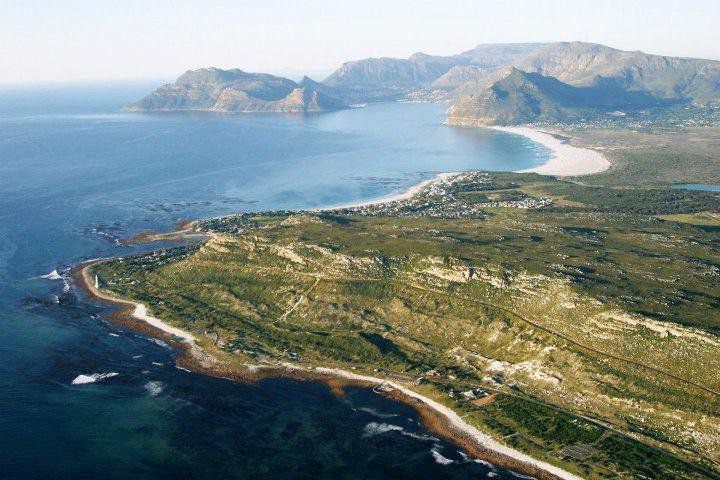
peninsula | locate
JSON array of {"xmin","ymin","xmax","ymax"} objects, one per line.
[
  {"xmin": 126, "ymin": 68, "xmax": 345, "ymax": 113},
  {"xmin": 106, "ymin": 40, "xmax": 720, "ymax": 479},
  {"xmin": 78, "ymin": 164, "xmax": 720, "ymax": 479}
]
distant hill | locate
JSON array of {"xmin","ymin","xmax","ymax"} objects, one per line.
[
  {"xmin": 432, "ymin": 65, "xmax": 489, "ymax": 90},
  {"xmin": 447, "ymin": 42, "xmax": 720, "ymax": 125},
  {"xmin": 127, "ymin": 42, "xmax": 720, "ymax": 124},
  {"xmin": 514, "ymin": 42, "xmax": 720, "ymax": 102},
  {"xmin": 126, "ymin": 68, "xmax": 345, "ymax": 113},
  {"xmin": 447, "ymin": 67, "xmax": 673, "ymax": 125},
  {"xmin": 321, "ymin": 55, "xmax": 458, "ymax": 103},
  {"xmin": 322, "ymin": 43, "xmax": 547, "ymax": 102}
]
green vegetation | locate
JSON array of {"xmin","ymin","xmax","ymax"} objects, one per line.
[
  {"xmin": 565, "ymin": 128, "xmax": 720, "ymax": 186},
  {"xmin": 474, "ymin": 396, "xmax": 706, "ymax": 479},
  {"xmin": 659, "ymin": 212, "xmax": 720, "ymax": 226},
  {"xmin": 92, "ymin": 172, "xmax": 720, "ymax": 479}
]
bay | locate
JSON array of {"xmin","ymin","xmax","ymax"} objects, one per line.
[{"xmin": 0, "ymin": 82, "xmax": 547, "ymax": 479}]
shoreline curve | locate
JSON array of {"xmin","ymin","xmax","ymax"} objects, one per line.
[
  {"xmin": 72, "ymin": 259, "xmax": 582, "ymax": 480},
  {"xmin": 491, "ymin": 126, "xmax": 610, "ymax": 177}
]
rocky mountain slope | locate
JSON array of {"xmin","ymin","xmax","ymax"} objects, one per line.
[
  {"xmin": 321, "ymin": 43, "xmax": 547, "ymax": 102},
  {"xmin": 128, "ymin": 42, "xmax": 720, "ymax": 124},
  {"xmin": 126, "ymin": 68, "xmax": 345, "ymax": 113},
  {"xmin": 447, "ymin": 42, "xmax": 720, "ymax": 125},
  {"xmin": 447, "ymin": 67, "xmax": 675, "ymax": 125}
]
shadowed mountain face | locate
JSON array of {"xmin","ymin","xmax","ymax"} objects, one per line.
[
  {"xmin": 446, "ymin": 68, "xmax": 677, "ymax": 125},
  {"xmin": 447, "ymin": 42, "xmax": 720, "ymax": 125},
  {"xmin": 126, "ymin": 68, "xmax": 345, "ymax": 113},
  {"xmin": 514, "ymin": 42, "xmax": 720, "ymax": 102}
]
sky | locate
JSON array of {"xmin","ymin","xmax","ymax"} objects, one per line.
[{"xmin": 1, "ymin": 0, "xmax": 719, "ymax": 84}]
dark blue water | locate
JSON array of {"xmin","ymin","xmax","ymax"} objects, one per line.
[{"xmin": 0, "ymin": 82, "xmax": 547, "ymax": 479}]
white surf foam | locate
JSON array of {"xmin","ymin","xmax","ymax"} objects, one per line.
[
  {"xmin": 357, "ymin": 407, "xmax": 399, "ymax": 419},
  {"xmin": 431, "ymin": 447, "xmax": 455, "ymax": 465},
  {"xmin": 362, "ymin": 421, "xmax": 438, "ymax": 443},
  {"xmin": 144, "ymin": 380, "xmax": 164, "ymax": 397},
  {"xmin": 39, "ymin": 269, "xmax": 62, "ymax": 280},
  {"xmin": 148, "ymin": 338, "xmax": 170, "ymax": 349},
  {"xmin": 402, "ymin": 431, "xmax": 438, "ymax": 442},
  {"xmin": 362, "ymin": 422, "xmax": 404, "ymax": 437},
  {"xmin": 71, "ymin": 372, "xmax": 119, "ymax": 385},
  {"xmin": 314, "ymin": 367, "xmax": 583, "ymax": 480},
  {"xmin": 460, "ymin": 451, "xmax": 495, "ymax": 468}
]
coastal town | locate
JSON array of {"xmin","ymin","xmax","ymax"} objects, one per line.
[{"xmin": 335, "ymin": 171, "xmax": 554, "ymax": 217}]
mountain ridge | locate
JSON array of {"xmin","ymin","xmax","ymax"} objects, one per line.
[
  {"xmin": 127, "ymin": 42, "xmax": 720, "ymax": 123},
  {"xmin": 321, "ymin": 43, "xmax": 548, "ymax": 102},
  {"xmin": 126, "ymin": 67, "xmax": 345, "ymax": 113}
]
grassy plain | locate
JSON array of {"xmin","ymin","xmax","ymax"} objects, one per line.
[
  {"xmin": 91, "ymin": 171, "xmax": 720, "ymax": 479},
  {"xmin": 562, "ymin": 127, "xmax": 720, "ymax": 186}
]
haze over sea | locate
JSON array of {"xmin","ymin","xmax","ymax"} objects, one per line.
[{"xmin": 0, "ymin": 81, "xmax": 547, "ymax": 479}]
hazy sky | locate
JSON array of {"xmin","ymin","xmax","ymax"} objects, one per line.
[{"xmin": 2, "ymin": 0, "xmax": 719, "ymax": 84}]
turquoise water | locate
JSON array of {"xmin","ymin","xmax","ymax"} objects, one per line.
[
  {"xmin": 673, "ymin": 184, "xmax": 720, "ymax": 192},
  {"xmin": 0, "ymin": 82, "xmax": 547, "ymax": 479}
]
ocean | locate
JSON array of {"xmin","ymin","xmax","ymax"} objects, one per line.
[{"xmin": 0, "ymin": 81, "xmax": 548, "ymax": 479}]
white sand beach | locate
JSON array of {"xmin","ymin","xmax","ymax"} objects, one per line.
[
  {"xmin": 80, "ymin": 263, "xmax": 196, "ymax": 344},
  {"xmin": 324, "ymin": 172, "xmax": 459, "ymax": 210},
  {"xmin": 315, "ymin": 367, "xmax": 583, "ymax": 480},
  {"xmin": 492, "ymin": 126, "xmax": 611, "ymax": 176}
]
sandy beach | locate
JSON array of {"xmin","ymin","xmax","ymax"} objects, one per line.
[
  {"xmin": 492, "ymin": 126, "xmax": 611, "ymax": 176},
  {"xmin": 77, "ymin": 261, "xmax": 196, "ymax": 344},
  {"xmin": 329, "ymin": 125, "xmax": 610, "ymax": 214},
  {"xmin": 319, "ymin": 125, "xmax": 610, "ymax": 213},
  {"xmin": 73, "ymin": 260, "xmax": 581, "ymax": 480},
  {"xmin": 324, "ymin": 172, "xmax": 459, "ymax": 211}
]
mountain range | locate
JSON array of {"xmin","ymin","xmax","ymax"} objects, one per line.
[
  {"xmin": 125, "ymin": 68, "xmax": 344, "ymax": 113},
  {"xmin": 128, "ymin": 42, "xmax": 720, "ymax": 124}
]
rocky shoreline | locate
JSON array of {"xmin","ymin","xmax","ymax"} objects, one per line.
[{"xmin": 72, "ymin": 258, "xmax": 581, "ymax": 480}]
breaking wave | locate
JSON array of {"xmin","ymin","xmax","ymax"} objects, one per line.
[
  {"xmin": 39, "ymin": 269, "xmax": 62, "ymax": 280},
  {"xmin": 71, "ymin": 372, "xmax": 119, "ymax": 385},
  {"xmin": 431, "ymin": 447, "xmax": 454, "ymax": 465},
  {"xmin": 144, "ymin": 381, "xmax": 164, "ymax": 397},
  {"xmin": 460, "ymin": 452, "xmax": 495, "ymax": 468},
  {"xmin": 362, "ymin": 422, "xmax": 438, "ymax": 442},
  {"xmin": 357, "ymin": 407, "xmax": 398, "ymax": 419},
  {"xmin": 402, "ymin": 430, "xmax": 438, "ymax": 442},
  {"xmin": 362, "ymin": 422, "xmax": 404, "ymax": 437},
  {"xmin": 148, "ymin": 338, "xmax": 170, "ymax": 349}
]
